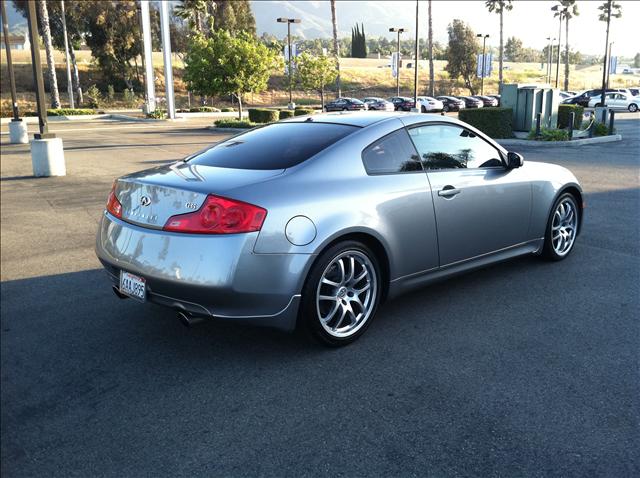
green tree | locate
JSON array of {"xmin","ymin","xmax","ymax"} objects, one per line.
[
  {"xmin": 634, "ymin": 53, "xmax": 640, "ymax": 68},
  {"xmin": 351, "ymin": 23, "xmax": 366, "ymax": 58},
  {"xmin": 296, "ymin": 52, "xmax": 338, "ymax": 110},
  {"xmin": 504, "ymin": 36, "xmax": 523, "ymax": 62},
  {"xmin": 212, "ymin": 0, "xmax": 256, "ymax": 36},
  {"xmin": 445, "ymin": 19, "xmax": 479, "ymax": 94},
  {"xmin": 485, "ymin": 0, "xmax": 513, "ymax": 86},
  {"xmin": 175, "ymin": 0, "xmax": 208, "ymax": 34},
  {"xmin": 184, "ymin": 31, "xmax": 281, "ymax": 119}
]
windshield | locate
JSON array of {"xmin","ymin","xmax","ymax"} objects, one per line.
[{"xmin": 187, "ymin": 122, "xmax": 359, "ymax": 170}]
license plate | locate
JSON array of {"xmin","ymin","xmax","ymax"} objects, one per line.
[{"xmin": 120, "ymin": 271, "xmax": 146, "ymax": 301}]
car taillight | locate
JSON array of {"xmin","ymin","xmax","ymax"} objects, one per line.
[
  {"xmin": 106, "ymin": 182, "xmax": 122, "ymax": 219},
  {"xmin": 163, "ymin": 194, "xmax": 267, "ymax": 234}
]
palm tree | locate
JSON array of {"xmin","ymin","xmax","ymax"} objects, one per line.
[
  {"xmin": 175, "ymin": 0, "xmax": 208, "ymax": 34},
  {"xmin": 553, "ymin": 1, "xmax": 578, "ymax": 92},
  {"xmin": 37, "ymin": 0, "xmax": 61, "ymax": 108},
  {"xmin": 597, "ymin": 1, "xmax": 623, "ymax": 106},
  {"xmin": 485, "ymin": 0, "xmax": 513, "ymax": 87},
  {"xmin": 427, "ymin": 0, "xmax": 434, "ymax": 96},
  {"xmin": 330, "ymin": 0, "xmax": 341, "ymax": 97}
]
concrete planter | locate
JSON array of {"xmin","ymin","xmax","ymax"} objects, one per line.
[{"xmin": 30, "ymin": 137, "xmax": 66, "ymax": 177}]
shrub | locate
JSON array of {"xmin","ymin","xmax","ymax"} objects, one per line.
[
  {"xmin": 293, "ymin": 108, "xmax": 315, "ymax": 116},
  {"xmin": 189, "ymin": 106, "xmax": 221, "ymax": 112},
  {"xmin": 107, "ymin": 84, "xmax": 115, "ymax": 102},
  {"xmin": 47, "ymin": 108, "xmax": 96, "ymax": 116},
  {"xmin": 593, "ymin": 122, "xmax": 612, "ymax": 137},
  {"xmin": 458, "ymin": 107, "xmax": 513, "ymax": 139},
  {"xmin": 214, "ymin": 119, "xmax": 258, "ymax": 129},
  {"xmin": 279, "ymin": 110, "xmax": 294, "ymax": 120},
  {"xmin": 248, "ymin": 108, "xmax": 279, "ymax": 123},
  {"xmin": 557, "ymin": 104, "xmax": 584, "ymax": 129},
  {"xmin": 146, "ymin": 109, "xmax": 166, "ymax": 119},
  {"xmin": 123, "ymin": 88, "xmax": 137, "ymax": 108},
  {"xmin": 85, "ymin": 85, "xmax": 102, "ymax": 108},
  {"xmin": 220, "ymin": 107, "xmax": 236, "ymax": 112},
  {"xmin": 527, "ymin": 128, "xmax": 569, "ymax": 141}
]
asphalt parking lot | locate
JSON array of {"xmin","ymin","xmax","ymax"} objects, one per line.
[{"xmin": 1, "ymin": 114, "xmax": 639, "ymax": 477}]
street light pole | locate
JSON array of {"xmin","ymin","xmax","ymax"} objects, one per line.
[
  {"xmin": 606, "ymin": 41, "xmax": 614, "ymax": 90},
  {"xmin": 551, "ymin": 5, "xmax": 567, "ymax": 89},
  {"xmin": 26, "ymin": 0, "xmax": 50, "ymax": 138},
  {"xmin": 545, "ymin": 36, "xmax": 555, "ymax": 84},
  {"xmin": 277, "ymin": 17, "xmax": 301, "ymax": 109},
  {"xmin": 477, "ymin": 33, "xmax": 489, "ymax": 95},
  {"xmin": 389, "ymin": 27, "xmax": 406, "ymax": 96}
]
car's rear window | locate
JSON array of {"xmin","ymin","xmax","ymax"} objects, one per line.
[{"xmin": 188, "ymin": 122, "xmax": 358, "ymax": 170}]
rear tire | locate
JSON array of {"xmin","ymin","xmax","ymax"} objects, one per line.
[
  {"xmin": 421, "ymin": 106, "xmax": 427, "ymax": 113},
  {"xmin": 629, "ymin": 104, "xmax": 638, "ymax": 112},
  {"xmin": 541, "ymin": 193, "xmax": 579, "ymax": 261},
  {"xmin": 299, "ymin": 241, "xmax": 382, "ymax": 346}
]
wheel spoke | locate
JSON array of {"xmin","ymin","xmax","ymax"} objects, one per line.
[
  {"xmin": 322, "ymin": 277, "xmax": 340, "ymax": 287},
  {"xmin": 345, "ymin": 256, "xmax": 355, "ymax": 282},
  {"xmin": 353, "ymin": 268, "xmax": 368, "ymax": 284},
  {"xmin": 333, "ymin": 306, "xmax": 348, "ymax": 330},
  {"xmin": 318, "ymin": 295, "xmax": 336, "ymax": 301},
  {"xmin": 354, "ymin": 282, "xmax": 371, "ymax": 295},
  {"xmin": 337, "ymin": 259, "xmax": 345, "ymax": 285}
]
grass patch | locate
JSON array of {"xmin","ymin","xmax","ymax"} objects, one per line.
[{"xmin": 527, "ymin": 128, "xmax": 569, "ymax": 141}]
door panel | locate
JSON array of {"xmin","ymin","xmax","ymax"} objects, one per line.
[
  {"xmin": 427, "ymin": 168, "xmax": 531, "ymax": 265},
  {"xmin": 407, "ymin": 123, "xmax": 532, "ymax": 266}
]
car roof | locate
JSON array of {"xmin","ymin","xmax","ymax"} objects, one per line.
[{"xmin": 283, "ymin": 111, "xmax": 456, "ymax": 128}]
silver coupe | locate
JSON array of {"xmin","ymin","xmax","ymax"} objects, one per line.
[{"xmin": 96, "ymin": 112, "xmax": 583, "ymax": 346}]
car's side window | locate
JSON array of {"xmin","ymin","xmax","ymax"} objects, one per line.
[
  {"xmin": 362, "ymin": 129, "xmax": 422, "ymax": 174},
  {"xmin": 407, "ymin": 124, "xmax": 503, "ymax": 170}
]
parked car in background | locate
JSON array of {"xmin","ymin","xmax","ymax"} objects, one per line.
[
  {"xmin": 362, "ymin": 97, "xmax": 395, "ymax": 111},
  {"xmin": 628, "ymin": 87, "xmax": 639, "ymax": 97},
  {"xmin": 388, "ymin": 96, "xmax": 416, "ymax": 111},
  {"xmin": 587, "ymin": 92, "xmax": 639, "ymax": 112},
  {"xmin": 488, "ymin": 94, "xmax": 501, "ymax": 106},
  {"xmin": 324, "ymin": 98, "xmax": 367, "ymax": 112},
  {"xmin": 416, "ymin": 96, "xmax": 444, "ymax": 112},
  {"xmin": 456, "ymin": 96, "xmax": 484, "ymax": 108},
  {"xmin": 471, "ymin": 95, "xmax": 499, "ymax": 107},
  {"xmin": 561, "ymin": 96, "xmax": 584, "ymax": 105},
  {"xmin": 436, "ymin": 96, "xmax": 466, "ymax": 112},
  {"xmin": 571, "ymin": 88, "xmax": 629, "ymax": 107}
]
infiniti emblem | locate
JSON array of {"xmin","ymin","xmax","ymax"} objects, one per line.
[{"xmin": 140, "ymin": 196, "xmax": 151, "ymax": 206}]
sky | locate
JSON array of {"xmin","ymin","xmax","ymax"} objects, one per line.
[{"xmin": 253, "ymin": 0, "xmax": 639, "ymax": 58}]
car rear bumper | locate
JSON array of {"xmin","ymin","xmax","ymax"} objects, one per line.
[{"xmin": 95, "ymin": 212, "xmax": 310, "ymax": 331}]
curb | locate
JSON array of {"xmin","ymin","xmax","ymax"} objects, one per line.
[
  {"xmin": 1, "ymin": 114, "xmax": 111, "ymax": 124},
  {"xmin": 496, "ymin": 134, "xmax": 622, "ymax": 147}
]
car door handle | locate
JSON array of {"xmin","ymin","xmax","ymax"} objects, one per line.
[{"xmin": 438, "ymin": 186, "xmax": 461, "ymax": 198}]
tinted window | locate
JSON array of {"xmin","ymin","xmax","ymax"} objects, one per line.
[
  {"xmin": 408, "ymin": 124, "xmax": 503, "ymax": 170},
  {"xmin": 189, "ymin": 123, "xmax": 358, "ymax": 170},
  {"xmin": 362, "ymin": 129, "xmax": 422, "ymax": 174}
]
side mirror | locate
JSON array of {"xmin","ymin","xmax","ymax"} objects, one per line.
[{"xmin": 506, "ymin": 151, "xmax": 524, "ymax": 169}]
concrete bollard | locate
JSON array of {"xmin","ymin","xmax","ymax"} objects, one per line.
[
  {"xmin": 8, "ymin": 119, "xmax": 29, "ymax": 144},
  {"xmin": 30, "ymin": 137, "xmax": 66, "ymax": 177}
]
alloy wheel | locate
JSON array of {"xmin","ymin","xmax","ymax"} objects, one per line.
[
  {"xmin": 315, "ymin": 250, "xmax": 377, "ymax": 338},
  {"xmin": 551, "ymin": 198, "xmax": 577, "ymax": 257}
]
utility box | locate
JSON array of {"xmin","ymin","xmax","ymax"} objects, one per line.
[{"xmin": 500, "ymin": 84, "xmax": 561, "ymax": 132}]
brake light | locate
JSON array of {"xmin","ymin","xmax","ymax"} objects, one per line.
[
  {"xmin": 163, "ymin": 195, "xmax": 267, "ymax": 234},
  {"xmin": 106, "ymin": 182, "xmax": 122, "ymax": 218}
]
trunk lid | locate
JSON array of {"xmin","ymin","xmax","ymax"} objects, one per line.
[{"xmin": 115, "ymin": 161, "xmax": 283, "ymax": 229}]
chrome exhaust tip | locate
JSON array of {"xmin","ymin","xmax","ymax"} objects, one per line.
[{"xmin": 177, "ymin": 311, "xmax": 204, "ymax": 327}]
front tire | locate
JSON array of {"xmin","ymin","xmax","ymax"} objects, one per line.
[
  {"xmin": 629, "ymin": 103, "xmax": 638, "ymax": 112},
  {"xmin": 541, "ymin": 193, "xmax": 579, "ymax": 261},
  {"xmin": 421, "ymin": 105, "xmax": 427, "ymax": 113},
  {"xmin": 299, "ymin": 241, "xmax": 382, "ymax": 346},
  {"xmin": 443, "ymin": 105, "xmax": 449, "ymax": 112}
]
